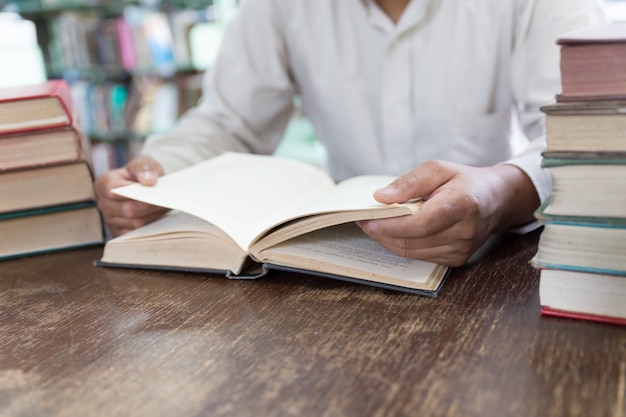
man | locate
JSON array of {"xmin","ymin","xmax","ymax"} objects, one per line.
[{"xmin": 95, "ymin": 0, "xmax": 606, "ymax": 266}]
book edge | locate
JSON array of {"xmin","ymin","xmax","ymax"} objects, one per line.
[
  {"xmin": 263, "ymin": 263, "xmax": 449, "ymax": 297},
  {"xmin": 0, "ymin": 241, "xmax": 103, "ymax": 262},
  {"xmin": 541, "ymin": 306, "xmax": 626, "ymax": 326},
  {"xmin": 93, "ymin": 259, "xmax": 449, "ymax": 296}
]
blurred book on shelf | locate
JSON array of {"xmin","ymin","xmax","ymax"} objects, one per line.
[
  {"xmin": 14, "ymin": 2, "xmax": 223, "ymax": 172},
  {"xmin": 8, "ymin": 1, "xmax": 325, "ymax": 174}
]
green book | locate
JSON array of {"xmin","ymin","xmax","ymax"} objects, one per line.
[
  {"xmin": 541, "ymin": 152, "xmax": 626, "ymax": 218},
  {"xmin": 532, "ymin": 199, "xmax": 626, "ymax": 276},
  {"xmin": 0, "ymin": 202, "xmax": 103, "ymax": 261}
]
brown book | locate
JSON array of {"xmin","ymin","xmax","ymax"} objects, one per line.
[
  {"xmin": 0, "ymin": 125, "xmax": 92, "ymax": 171},
  {"xmin": 0, "ymin": 161, "xmax": 95, "ymax": 214},
  {"xmin": 540, "ymin": 151, "xmax": 626, "ymax": 218},
  {"xmin": 540, "ymin": 100, "xmax": 626, "ymax": 152},
  {"xmin": 556, "ymin": 23, "xmax": 626, "ymax": 102}
]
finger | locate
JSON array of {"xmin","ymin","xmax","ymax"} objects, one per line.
[
  {"xmin": 97, "ymin": 194, "xmax": 167, "ymax": 226},
  {"xmin": 359, "ymin": 215, "xmax": 462, "ymax": 252},
  {"xmin": 359, "ymin": 224, "xmax": 475, "ymax": 266},
  {"xmin": 94, "ymin": 168, "xmax": 130, "ymax": 200},
  {"xmin": 105, "ymin": 208, "xmax": 167, "ymax": 236},
  {"xmin": 119, "ymin": 199, "xmax": 168, "ymax": 220},
  {"xmin": 106, "ymin": 218, "xmax": 136, "ymax": 237},
  {"xmin": 126, "ymin": 156, "xmax": 164, "ymax": 186},
  {"xmin": 359, "ymin": 191, "xmax": 466, "ymax": 239},
  {"xmin": 100, "ymin": 199, "xmax": 167, "ymax": 224},
  {"xmin": 361, "ymin": 226, "xmax": 473, "ymax": 266},
  {"xmin": 373, "ymin": 160, "xmax": 458, "ymax": 204}
]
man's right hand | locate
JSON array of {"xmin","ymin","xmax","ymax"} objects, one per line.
[{"xmin": 94, "ymin": 155, "xmax": 168, "ymax": 237}]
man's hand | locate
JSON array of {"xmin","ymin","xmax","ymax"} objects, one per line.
[
  {"xmin": 94, "ymin": 155, "xmax": 168, "ymax": 237},
  {"xmin": 357, "ymin": 160, "xmax": 539, "ymax": 266}
]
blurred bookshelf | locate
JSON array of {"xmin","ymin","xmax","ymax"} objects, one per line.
[
  {"xmin": 0, "ymin": 0, "xmax": 236, "ymax": 177},
  {"xmin": 0, "ymin": 0, "xmax": 324, "ymax": 175},
  {"xmin": 5, "ymin": 0, "xmax": 215, "ymax": 13},
  {"xmin": 0, "ymin": 0, "xmax": 325, "ymax": 176}
]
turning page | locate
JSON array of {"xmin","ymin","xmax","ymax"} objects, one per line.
[{"xmin": 113, "ymin": 153, "xmax": 336, "ymax": 250}]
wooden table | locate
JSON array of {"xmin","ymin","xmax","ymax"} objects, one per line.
[{"xmin": 1, "ymin": 230, "xmax": 624, "ymax": 417}]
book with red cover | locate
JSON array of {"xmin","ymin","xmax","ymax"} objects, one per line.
[
  {"xmin": 538, "ymin": 268, "xmax": 626, "ymax": 327},
  {"xmin": 556, "ymin": 23, "xmax": 626, "ymax": 102},
  {"xmin": 541, "ymin": 307, "xmax": 626, "ymax": 327},
  {"xmin": 0, "ymin": 79, "xmax": 74, "ymax": 135}
]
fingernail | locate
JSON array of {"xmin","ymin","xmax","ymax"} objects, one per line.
[
  {"xmin": 361, "ymin": 220, "xmax": 378, "ymax": 233},
  {"xmin": 138, "ymin": 170, "xmax": 157, "ymax": 182},
  {"xmin": 375, "ymin": 184, "xmax": 396, "ymax": 198}
]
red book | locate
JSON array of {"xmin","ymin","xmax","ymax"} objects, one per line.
[
  {"xmin": 0, "ymin": 79, "xmax": 74, "ymax": 135},
  {"xmin": 542, "ymin": 307, "xmax": 626, "ymax": 327},
  {"xmin": 556, "ymin": 23, "xmax": 626, "ymax": 102},
  {"xmin": 538, "ymin": 268, "xmax": 626, "ymax": 327}
]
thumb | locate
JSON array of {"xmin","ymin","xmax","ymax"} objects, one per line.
[
  {"xmin": 374, "ymin": 160, "xmax": 455, "ymax": 204},
  {"xmin": 126, "ymin": 156, "xmax": 164, "ymax": 186}
]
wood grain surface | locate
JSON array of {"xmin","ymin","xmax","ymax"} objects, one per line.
[{"xmin": 0, "ymin": 230, "xmax": 624, "ymax": 417}]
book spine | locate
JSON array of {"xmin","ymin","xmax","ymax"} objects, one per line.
[
  {"xmin": 52, "ymin": 79, "xmax": 75, "ymax": 126},
  {"xmin": 117, "ymin": 17, "xmax": 138, "ymax": 72}
]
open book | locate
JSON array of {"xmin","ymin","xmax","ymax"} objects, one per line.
[{"xmin": 97, "ymin": 152, "xmax": 449, "ymax": 296}]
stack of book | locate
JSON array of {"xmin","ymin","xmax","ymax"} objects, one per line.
[
  {"xmin": 0, "ymin": 79, "xmax": 104, "ymax": 260},
  {"xmin": 531, "ymin": 23, "xmax": 626, "ymax": 325}
]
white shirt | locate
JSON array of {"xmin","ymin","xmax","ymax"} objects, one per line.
[{"xmin": 142, "ymin": 0, "xmax": 606, "ymax": 203}]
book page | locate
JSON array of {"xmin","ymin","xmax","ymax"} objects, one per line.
[
  {"xmin": 258, "ymin": 223, "xmax": 444, "ymax": 290},
  {"xmin": 288, "ymin": 175, "xmax": 397, "ymax": 217},
  {"xmin": 100, "ymin": 210, "xmax": 250, "ymax": 274},
  {"xmin": 110, "ymin": 210, "xmax": 231, "ymax": 242},
  {"xmin": 248, "ymin": 175, "xmax": 421, "ymax": 253},
  {"xmin": 113, "ymin": 153, "xmax": 335, "ymax": 250}
]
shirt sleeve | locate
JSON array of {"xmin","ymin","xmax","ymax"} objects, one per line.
[
  {"xmin": 141, "ymin": 0, "xmax": 296, "ymax": 174},
  {"xmin": 505, "ymin": 0, "xmax": 607, "ymax": 203}
]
